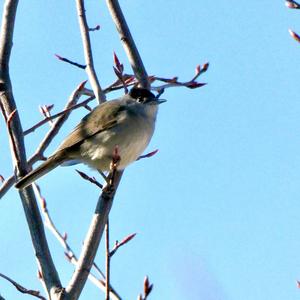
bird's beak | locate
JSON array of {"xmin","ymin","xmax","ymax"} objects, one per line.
[
  {"xmin": 155, "ymin": 99, "xmax": 167, "ymax": 105},
  {"xmin": 145, "ymin": 98, "xmax": 167, "ymax": 105}
]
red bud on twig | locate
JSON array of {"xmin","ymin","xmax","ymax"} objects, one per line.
[
  {"xmin": 89, "ymin": 24, "xmax": 101, "ymax": 31},
  {"xmin": 124, "ymin": 75, "xmax": 136, "ymax": 84},
  {"xmin": 289, "ymin": 29, "xmax": 300, "ymax": 43},
  {"xmin": 41, "ymin": 197, "xmax": 47, "ymax": 210},
  {"xmin": 63, "ymin": 232, "xmax": 68, "ymax": 241},
  {"xmin": 286, "ymin": 0, "xmax": 300, "ymax": 8},
  {"xmin": 112, "ymin": 145, "xmax": 121, "ymax": 166},
  {"xmin": 148, "ymin": 75, "xmax": 156, "ymax": 83},
  {"xmin": 0, "ymin": 174, "xmax": 4, "ymax": 182},
  {"xmin": 54, "ymin": 54, "xmax": 63, "ymax": 60},
  {"xmin": 186, "ymin": 82, "xmax": 207, "ymax": 89},
  {"xmin": 168, "ymin": 77, "xmax": 178, "ymax": 83},
  {"xmin": 137, "ymin": 149, "xmax": 159, "ymax": 160},
  {"xmin": 78, "ymin": 80, "xmax": 88, "ymax": 91},
  {"xmin": 201, "ymin": 62, "xmax": 209, "ymax": 73},
  {"xmin": 64, "ymin": 252, "xmax": 73, "ymax": 262},
  {"xmin": 109, "ymin": 233, "xmax": 137, "ymax": 257},
  {"xmin": 54, "ymin": 54, "xmax": 86, "ymax": 69},
  {"xmin": 113, "ymin": 52, "xmax": 124, "ymax": 73},
  {"xmin": 76, "ymin": 170, "xmax": 103, "ymax": 189},
  {"xmin": 118, "ymin": 233, "xmax": 136, "ymax": 247},
  {"xmin": 144, "ymin": 276, "xmax": 153, "ymax": 297}
]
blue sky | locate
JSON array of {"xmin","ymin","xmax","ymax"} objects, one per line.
[{"xmin": 1, "ymin": 1, "xmax": 300, "ymax": 300}]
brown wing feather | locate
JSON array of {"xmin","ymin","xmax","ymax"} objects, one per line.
[{"xmin": 56, "ymin": 100, "xmax": 125, "ymax": 151}]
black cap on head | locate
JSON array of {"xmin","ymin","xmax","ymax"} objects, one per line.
[{"xmin": 129, "ymin": 87, "xmax": 155, "ymax": 100}]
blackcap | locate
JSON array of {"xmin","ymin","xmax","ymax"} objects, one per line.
[{"xmin": 15, "ymin": 87, "xmax": 165, "ymax": 189}]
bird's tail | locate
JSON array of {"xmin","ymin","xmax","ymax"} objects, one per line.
[{"xmin": 15, "ymin": 154, "xmax": 65, "ymax": 189}]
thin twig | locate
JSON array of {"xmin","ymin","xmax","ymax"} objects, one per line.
[
  {"xmin": 0, "ymin": 1, "xmax": 62, "ymax": 298},
  {"xmin": 105, "ymin": 220, "xmax": 110, "ymax": 300},
  {"xmin": 76, "ymin": 0, "xmax": 106, "ymax": 104},
  {"xmin": 32, "ymin": 81, "xmax": 88, "ymax": 155},
  {"xmin": 106, "ymin": 0, "xmax": 150, "ymax": 89},
  {"xmin": 76, "ymin": 169, "xmax": 103, "ymax": 189},
  {"xmin": 55, "ymin": 54, "xmax": 86, "ymax": 69},
  {"xmin": 23, "ymin": 95, "xmax": 95, "ymax": 135},
  {"xmin": 0, "ymin": 273, "xmax": 46, "ymax": 300}
]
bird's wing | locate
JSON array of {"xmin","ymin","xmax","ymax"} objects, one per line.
[{"xmin": 56, "ymin": 100, "xmax": 126, "ymax": 151}]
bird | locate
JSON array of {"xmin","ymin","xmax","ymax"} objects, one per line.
[{"xmin": 15, "ymin": 87, "xmax": 165, "ymax": 189}]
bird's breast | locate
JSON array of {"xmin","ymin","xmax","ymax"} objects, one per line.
[{"xmin": 79, "ymin": 113, "xmax": 155, "ymax": 171}]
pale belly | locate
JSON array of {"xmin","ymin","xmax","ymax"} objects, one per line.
[{"xmin": 79, "ymin": 120, "xmax": 154, "ymax": 171}]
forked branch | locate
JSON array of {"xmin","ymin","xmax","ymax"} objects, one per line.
[
  {"xmin": 0, "ymin": 1, "xmax": 62, "ymax": 299},
  {"xmin": 63, "ymin": 1, "xmax": 151, "ymax": 298}
]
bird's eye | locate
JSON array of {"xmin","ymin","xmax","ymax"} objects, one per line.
[{"xmin": 137, "ymin": 97, "xmax": 143, "ymax": 103}]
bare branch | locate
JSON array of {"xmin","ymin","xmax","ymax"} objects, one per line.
[
  {"xmin": 106, "ymin": 0, "xmax": 150, "ymax": 89},
  {"xmin": 105, "ymin": 221, "xmax": 110, "ymax": 300},
  {"xmin": 65, "ymin": 170, "xmax": 123, "ymax": 300},
  {"xmin": 0, "ymin": 273, "xmax": 46, "ymax": 300},
  {"xmin": 76, "ymin": 0, "xmax": 106, "ymax": 103},
  {"xmin": 33, "ymin": 184, "xmax": 122, "ymax": 300},
  {"xmin": 0, "ymin": 0, "xmax": 62, "ymax": 297}
]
